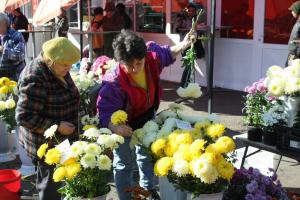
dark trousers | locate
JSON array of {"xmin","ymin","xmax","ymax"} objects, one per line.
[{"xmin": 36, "ymin": 160, "xmax": 61, "ymax": 200}]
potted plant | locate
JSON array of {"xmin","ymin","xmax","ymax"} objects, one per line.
[
  {"xmin": 37, "ymin": 125, "xmax": 124, "ymax": 199},
  {"xmin": 243, "ymin": 78, "xmax": 272, "ymax": 141},
  {"xmin": 261, "ymin": 102, "xmax": 287, "ymax": 146},
  {"xmin": 223, "ymin": 167, "xmax": 289, "ymax": 200}
]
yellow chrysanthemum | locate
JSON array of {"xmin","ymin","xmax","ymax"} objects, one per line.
[
  {"xmin": 189, "ymin": 128, "xmax": 202, "ymax": 140},
  {"xmin": 53, "ymin": 167, "xmax": 66, "ymax": 182},
  {"xmin": 206, "ymin": 124, "xmax": 225, "ymax": 139},
  {"xmin": 37, "ymin": 143, "xmax": 48, "ymax": 159},
  {"xmin": 0, "ymin": 86, "xmax": 9, "ymax": 94},
  {"xmin": 65, "ymin": 162, "xmax": 81, "ymax": 179},
  {"xmin": 8, "ymin": 80, "xmax": 17, "ymax": 87},
  {"xmin": 111, "ymin": 110, "xmax": 128, "ymax": 125},
  {"xmin": 151, "ymin": 138, "xmax": 167, "ymax": 157},
  {"xmin": 0, "ymin": 77, "xmax": 10, "ymax": 87},
  {"xmin": 63, "ymin": 157, "xmax": 77, "ymax": 165},
  {"xmin": 45, "ymin": 148, "xmax": 61, "ymax": 165},
  {"xmin": 173, "ymin": 144, "xmax": 192, "ymax": 161},
  {"xmin": 175, "ymin": 132, "xmax": 193, "ymax": 145},
  {"xmin": 154, "ymin": 157, "xmax": 174, "ymax": 176},
  {"xmin": 164, "ymin": 141, "xmax": 179, "ymax": 157},
  {"xmin": 215, "ymin": 136, "xmax": 235, "ymax": 154},
  {"xmin": 217, "ymin": 158, "xmax": 235, "ymax": 181},
  {"xmin": 205, "ymin": 143, "xmax": 221, "ymax": 154},
  {"xmin": 199, "ymin": 152, "xmax": 218, "ymax": 165},
  {"xmin": 82, "ymin": 124, "xmax": 97, "ymax": 131},
  {"xmin": 168, "ymin": 131, "xmax": 180, "ymax": 142},
  {"xmin": 190, "ymin": 139, "xmax": 206, "ymax": 159},
  {"xmin": 194, "ymin": 121, "xmax": 210, "ymax": 130},
  {"xmin": 192, "ymin": 160, "xmax": 219, "ymax": 184}
]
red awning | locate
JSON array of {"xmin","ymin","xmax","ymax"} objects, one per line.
[
  {"xmin": 0, "ymin": 0, "xmax": 30, "ymax": 12},
  {"xmin": 32, "ymin": 0, "xmax": 78, "ymax": 26}
]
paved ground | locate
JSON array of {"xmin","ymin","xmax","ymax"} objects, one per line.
[{"xmin": 1, "ymin": 80, "xmax": 299, "ymax": 200}]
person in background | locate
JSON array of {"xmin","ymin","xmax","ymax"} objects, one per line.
[
  {"xmin": 175, "ymin": 3, "xmax": 206, "ymax": 87},
  {"xmin": 116, "ymin": 3, "xmax": 132, "ymax": 29},
  {"xmin": 11, "ymin": 8, "xmax": 29, "ymax": 43},
  {"xmin": 90, "ymin": 7, "xmax": 104, "ymax": 57},
  {"xmin": 286, "ymin": 1, "xmax": 300, "ymax": 66},
  {"xmin": 97, "ymin": 29, "xmax": 196, "ymax": 200},
  {"xmin": 102, "ymin": 2, "xmax": 125, "ymax": 58},
  {"xmin": 0, "ymin": 12, "xmax": 25, "ymax": 80},
  {"xmin": 55, "ymin": 8, "xmax": 69, "ymax": 37},
  {"xmin": 15, "ymin": 37, "xmax": 80, "ymax": 200}
]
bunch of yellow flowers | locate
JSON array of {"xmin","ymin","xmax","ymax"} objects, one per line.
[
  {"xmin": 151, "ymin": 122, "xmax": 236, "ymax": 185},
  {"xmin": 0, "ymin": 77, "xmax": 17, "ymax": 95}
]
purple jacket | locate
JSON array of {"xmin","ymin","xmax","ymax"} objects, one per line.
[{"xmin": 97, "ymin": 41, "xmax": 175, "ymax": 127}]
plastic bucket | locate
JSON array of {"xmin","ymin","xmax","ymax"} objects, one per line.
[{"xmin": 0, "ymin": 169, "xmax": 21, "ymax": 200}]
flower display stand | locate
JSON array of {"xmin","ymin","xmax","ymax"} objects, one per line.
[
  {"xmin": 15, "ymin": 128, "xmax": 35, "ymax": 176},
  {"xmin": 187, "ymin": 192, "xmax": 223, "ymax": 200},
  {"xmin": 159, "ymin": 176, "xmax": 187, "ymax": 200},
  {"xmin": 0, "ymin": 120, "xmax": 16, "ymax": 162}
]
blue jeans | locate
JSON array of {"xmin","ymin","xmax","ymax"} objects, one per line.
[{"xmin": 113, "ymin": 137, "xmax": 155, "ymax": 200}]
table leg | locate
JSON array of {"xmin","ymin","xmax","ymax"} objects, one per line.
[
  {"xmin": 274, "ymin": 155, "xmax": 282, "ymax": 173},
  {"xmin": 241, "ymin": 145, "xmax": 249, "ymax": 168}
]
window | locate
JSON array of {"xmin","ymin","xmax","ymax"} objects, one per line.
[
  {"xmin": 136, "ymin": 0, "xmax": 166, "ymax": 33},
  {"xmin": 171, "ymin": 0, "xmax": 207, "ymax": 34},
  {"xmin": 221, "ymin": 0, "xmax": 254, "ymax": 39},
  {"xmin": 264, "ymin": 0, "xmax": 295, "ymax": 44}
]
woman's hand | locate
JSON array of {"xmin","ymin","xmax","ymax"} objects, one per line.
[
  {"xmin": 182, "ymin": 30, "xmax": 197, "ymax": 49},
  {"xmin": 58, "ymin": 121, "xmax": 76, "ymax": 135},
  {"xmin": 108, "ymin": 122, "xmax": 133, "ymax": 137}
]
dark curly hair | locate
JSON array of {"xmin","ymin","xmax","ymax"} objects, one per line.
[{"xmin": 112, "ymin": 30, "xmax": 147, "ymax": 63}]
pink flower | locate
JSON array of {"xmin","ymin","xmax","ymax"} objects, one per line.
[
  {"xmin": 91, "ymin": 55, "xmax": 112, "ymax": 74},
  {"xmin": 247, "ymin": 86, "xmax": 256, "ymax": 94},
  {"xmin": 256, "ymin": 82, "xmax": 267, "ymax": 93},
  {"xmin": 267, "ymin": 96, "xmax": 276, "ymax": 101}
]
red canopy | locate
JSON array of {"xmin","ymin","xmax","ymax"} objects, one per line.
[{"xmin": 32, "ymin": 0, "xmax": 78, "ymax": 26}]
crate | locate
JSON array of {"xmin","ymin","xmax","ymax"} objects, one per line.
[{"xmin": 276, "ymin": 127, "xmax": 300, "ymax": 153}]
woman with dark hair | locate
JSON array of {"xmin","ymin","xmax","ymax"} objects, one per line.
[{"xmin": 97, "ymin": 29, "xmax": 195, "ymax": 200}]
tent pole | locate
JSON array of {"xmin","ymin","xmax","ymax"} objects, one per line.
[
  {"xmin": 79, "ymin": 0, "xmax": 83, "ymax": 59},
  {"xmin": 208, "ymin": 0, "xmax": 216, "ymax": 114}
]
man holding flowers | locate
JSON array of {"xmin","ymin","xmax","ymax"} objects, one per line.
[{"xmin": 97, "ymin": 29, "xmax": 196, "ymax": 200}]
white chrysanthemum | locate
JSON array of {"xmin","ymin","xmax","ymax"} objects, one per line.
[
  {"xmin": 267, "ymin": 77, "xmax": 285, "ymax": 96},
  {"xmin": 84, "ymin": 143, "xmax": 102, "ymax": 155},
  {"xmin": 192, "ymin": 159, "xmax": 219, "ymax": 184},
  {"xmin": 291, "ymin": 58, "xmax": 300, "ymax": 68},
  {"xmin": 168, "ymin": 103, "xmax": 185, "ymax": 111},
  {"xmin": 44, "ymin": 124, "xmax": 58, "ymax": 139},
  {"xmin": 207, "ymin": 113, "xmax": 219, "ymax": 123},
  {"xmin": 83, "ymin": 128, "xmax": 101, "ymax": 139},
  {"xmin": 70, "ymin": 143, "xmax": 85, "ymax": 157},
  {"xmin": 81, "ymin": 115, "xmax": 90, "ymax": 125},
  {"xmin": 0, "ymin": 94, "xmax": 6, "ymax": 101},
  {"xmin": 97, "ymin": 134, "xmax": 115, "ymax": 149},
  {"xmin": 266, "ymin": 65, "xmax": 284, "ymax": 78},
  {"xmin": 142, "ymin": 132, "xmax": 157, "ymax": 147},
  {"xmin": 284, "ymin": 65, "xmax": 300, "ymax": 78},
  {"xmin": 97, "ymin": 155, "xmax": 112, "ymax": 170},
  {"xmin": 177, "ymin": 112, "xmax": 203, "ymax": 124},
  {"xmin": 157, "ymin": 118, "xmax": 177, "ymax": 138},
  {"xmin": 99, "ymin": 128, "xmax": 112, "ymax": 135},
  {"xmin": 111, "ymin": 134, "xmax": 125, "ymax": 145},
  {"xmin": 89, "ymin": 117, "xmax": 99, "ymax": 126},
  {"xmin": 87, "ymin": 71, "xmax": 94, "ymax": 79},
  {"xmin": 285, "ymin": 77, "xmax": 300, "ymax": 95},
  {"xmin": 156, "ymin": 110, "xmax": 177, "ymax": 124},
  {"xmin": 133, "ymin": 128, "xmax": 146, "ymax": 141},
  {"xmin": 0, "ymin": 101, "xmax": 6, "ymax": 111},
  {"xmin": 80, "ymin": 154, "xmax": 97, "ymax": 169},
  {"xmin": 143, "ymin": 120, "xmax": 159, "ymax": 133},
  {"xmin": 5, "ymin": 98, "xmax": 15, "ymax": 109},
  {"xmin": 176, "ymin": 83, "xmax": 202, "ymax": 98},
  {"xmin": 172, "ymin": 159, "xmax": 190, "ymax": 176}
]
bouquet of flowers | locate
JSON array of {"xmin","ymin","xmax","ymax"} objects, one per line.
[
  {"xmin": 0, "ymin": 77, "xmax": 18, "ymax": 132},
  {"xmin": 243, "ymin": 78, "xmax": 273, "ymax": 128},
  {"xmin": 90, "ymin": 56, "xmax": 117, "ymax": 80},
  {"xmin": 37, "ymin": 124, "xmax": 124, "ymax": 199},
  {"xmin": 223, "ymin": 167, "xmax": 289, "ymax": 200},
  {"xmin": 176, "ymin": 83, "xmax": 203, "ymax": 99}
]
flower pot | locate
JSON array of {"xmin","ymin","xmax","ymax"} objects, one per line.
[
  {"xmin": 247, "ymin": 126, "xmax": 263, "ymax": 142},
  {"xmin": 282, "ymin": 96, "xmax": 300, "ymax": 127},
  {"xmin": 80, "ymin": 194, "xmax": 106, "ymax": 200},
  {"xmin": 187, "ymin": 192, "xmax": 223, "ymax": 200},
  {"xmin": 159, "ymin": 176, "xmax": 187, "ymax": 200},
  {"xmin": 0, "ymin": 120, "xmax": 16, "ymax": 163},
  {"xmin": 263, "ymin": 131, "xmax": 277, "ymax": 146}
]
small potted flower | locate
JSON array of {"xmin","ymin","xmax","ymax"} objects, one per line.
[
  {"xmin": 243, "ymin": 78, "xmax": 272, "ymax": 141},
  {"xmin": 223, "ymin": 167, "xmax": 289, "ymax": 200},
  {"xmin": 261, "ymin": 102, "xmax": 287, "ymax": 146}
]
